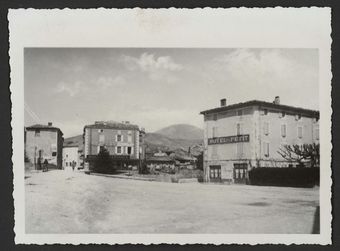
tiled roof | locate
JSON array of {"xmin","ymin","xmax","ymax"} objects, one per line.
[
  {"xmin": 25, "ymin": 124, "xmax": 63, "ymax": 135},
  {"xmin": 200, "ymin": 100, "xmax": 319, "ymax": 118},
  {"xmin": 84, "ymin": 121, "xmax": 139, "ymax": 131},
  {"xmin": 147, "ymin": 156, "xmax": 175, "ymax": 163}
]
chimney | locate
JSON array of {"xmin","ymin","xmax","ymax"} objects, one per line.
[
  {"xmin": 274, "ymin": 96, "xmax": 280, "ymax": 105},
  {"xmin": 220, "ymin": 98, "xmax": 226, "ymax": 107},
  {"xmin": 48, "ymin": 122, "xmax": 52, "ymax": 127}
]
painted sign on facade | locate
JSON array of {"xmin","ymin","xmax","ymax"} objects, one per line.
[{"xmin": 208, "ymin": 134, "xmax": 250, "ymax": 145}]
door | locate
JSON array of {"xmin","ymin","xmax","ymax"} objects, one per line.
[
  {"xmin": 233, "ymin": 163, "xmax": 248, "ymax": 184},
  {"xmin": 209, "ymin": 165, "xmax": 221, "ymax": 182}
]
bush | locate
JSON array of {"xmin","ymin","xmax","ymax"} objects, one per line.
[
  {"xmin": 139, "ymin": 161, "xmax": 149, "ymax": 174},
  {"xmin": 93, "ymin": 148, "xmax": 116, "ymax": 174},
  {"xmin": 248, "ymin": 167, "xmax": 319, "ymax": 188}
]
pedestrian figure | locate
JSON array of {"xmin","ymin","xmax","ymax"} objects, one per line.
[
  {"xmin": 37, "ymin": 157, "xmax": 42, "ymax": 170},
  {"xmin": 43, "ymin": 159, "xmax": 49, "ymax": 172}
]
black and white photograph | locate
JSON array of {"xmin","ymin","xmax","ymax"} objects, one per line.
[{"xmin": 9, "ymin": 8, "xmax": 332, "ymax": 245}]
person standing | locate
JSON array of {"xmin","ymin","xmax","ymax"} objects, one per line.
[{"xmin": 43, "ymin": 159, "xmax": 49, "ymax": 172}]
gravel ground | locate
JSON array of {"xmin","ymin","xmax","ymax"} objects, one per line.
[{"xmin": 25, "ymin": 170, "xmax": 319, "ymax": 234}]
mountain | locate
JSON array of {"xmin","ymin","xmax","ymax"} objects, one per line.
[
  {"xmin": 154, "ymin": 124, "xmax": 203, "ymax": 141},
  {"xmin": 144, "ymin": 124, "xmax": 204, "ymax": 153},
  {"xmin": 63, "ymin": 134, "xmax": 84, "ymax": 151},
  {"xmin": 144, "ymin": 133, "xmax": 202, "ymax": 152}
]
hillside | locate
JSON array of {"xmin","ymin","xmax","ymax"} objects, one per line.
[
  {"xmin": 145, "ymin": 124, "xmax": 203, "ymax": 153},
  {"xmin": 64, "ymin": 134, "xmax": 84, "ymax": 151},
  {"xmin": 154, "ymin": 124, "xmax": 203, "ymax": 141},
  {"xmin": 144, "ymin": 133, "xmax": 202, "ymax": 152}
]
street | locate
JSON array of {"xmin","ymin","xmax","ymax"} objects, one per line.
[{"xmin": 25, "ymin": 170, "xmax": 319, "ymax": 234}]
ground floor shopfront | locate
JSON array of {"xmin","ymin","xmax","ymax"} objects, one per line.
[
  {"xmin": 205, "ymin": 160, "xmax": 250, "ymax": 184},
  {"xmin": 204, "ymin": 159, "xmax": 300, "ymax": 184}
]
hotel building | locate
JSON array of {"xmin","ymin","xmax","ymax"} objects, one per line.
[{"xmin": 200, "ymin": 97, "xmax": 319, "ymax": 183}]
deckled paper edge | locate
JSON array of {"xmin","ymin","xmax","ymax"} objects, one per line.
[{"xmin": 8, "ymin": 7, "xmax": 332, "ymax": 245}]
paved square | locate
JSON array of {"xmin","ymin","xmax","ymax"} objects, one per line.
[{"xmin": 25, "ymin": 170, "xmax": 319, "ymax": 234}]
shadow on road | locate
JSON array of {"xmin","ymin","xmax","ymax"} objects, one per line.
[{"xmin": 312, "ymin": 206, "xmax": 320, "ymax": 234}]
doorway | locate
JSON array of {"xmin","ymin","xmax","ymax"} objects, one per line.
[
  {"xmin": 209, "ymin": 165, "xmax": 221, "ymax": 182},
  {"xmin": 233, "ymin": 163, "xmax": 248, "ymax": 184}
]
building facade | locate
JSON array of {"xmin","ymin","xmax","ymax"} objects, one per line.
[
  {"xmin": 25, "ymin": 123, "xmax": 63, "ymax": 169},
  {"xmin": 63, "ymin": 145, "xmax": 80, "ymax": 171},
  {"xmin": 200, "ymin": 97, "xmax": 319, "ymax": 183},
  {"xmin": 83, "ymin": 121, "xmax": 145, "ymax": 170}
]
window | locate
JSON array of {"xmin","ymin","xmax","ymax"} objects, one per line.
[
  {"xmin": 281, "ymin": 124, "xmax": 287, "ymax": 138},
  {"xmin": 213, "ymin": 114, "xmax": 218, "ymax": 121},
  {"xmin": 279, "ymin": 112, "xmax": 286, "ymax": 118},
  {"xmin": 99, "ymin": 134, "xmax": 105, "ymax": 144},
  {"xmin": 66, "ymin": 162, "xmax": 68, "ymax": 167},
  {"xmin": 264, "ymin": 122, "xmax": 269, "ymax": 136},
  {"xmin": 117, "ymin": 134, "xmax": 122, "ymax": 142},
  {"xmin": 298, "ymin": 126, "xmax": 303, "ymax": 139},
  {"xmin": 237, "ymin": 110, "xmax": 243, "ymax": 116},
  {"xmin": 52, "ymin": 151, "xmax": 57, "ymax": 157},
  {"xmin": 116, "ymin": 146, "xmax": 122, "ymax": 154},
  {"xmin": 35, "ymin": 129, "xmax": 40, "ymax": 137},
  {"xmin": 264, "ymin": 109, "xmax": 268, "ymax": 115},
  {"xmin": 236, "ymin": 123, "xmax": 242, "ymax": 135},
  {"xmin": 236, "ymin": 143, "xmax": 243, "ymax": 157},
  {"xmin": 315, "ymin": 128, "xmax": 319, "ymax": 140},
  {"xmin": 212, "ymin": 127, "xmax": 218, "ymax": 137},
  {"xmin": 127, "ymin": 135, "xmax": 132, "ymax": 143},
  {"xmin": 127, "ymin": 147, "xmax": 132, "ymax": 154},
  {"xmin": 263, "ymin": 142, "xmax": 270, "ymax": 157}
]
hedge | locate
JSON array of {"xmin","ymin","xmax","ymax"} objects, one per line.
[{"xmin": 248, "ymin": 167, "xmax": 319, "ymax": 188}]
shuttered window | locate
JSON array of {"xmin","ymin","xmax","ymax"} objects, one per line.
[
  {"xmin": 263, "ymin": 142, "xmax": 270, "ymax": 157},
  {"xmin": 281, "ymin": 124, "xmax": 287, "ymax": 138},
  {"xmin": 264, "ymin": 122, "xmax": 269, "ymax": 136},
  {"xmin": 236, "ymin": 123, "xmax": 243, "ymax": 135},
  {"xmin": 298, "ymin": 126, "xmax": 303, "ymax": 139}
]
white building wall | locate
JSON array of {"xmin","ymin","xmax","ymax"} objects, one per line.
[
  {"xmin": 63, "ymin": 146, "xmax": 79, "ymax": 170},
  {"xmin": 203, "ymin": 104, "xmax": 319, "ymax": 182},
  {"xmin": 258, "ymin": 109, "xmax": 319, "ymax": 167}
]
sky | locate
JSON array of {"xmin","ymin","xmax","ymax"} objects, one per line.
[{"xmin": 24, "ymin": 48, "xmax": 319, "ymax": 138}]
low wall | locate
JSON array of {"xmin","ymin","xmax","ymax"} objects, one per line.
[{"xmin": 248, "ymin": 167, "xmax": 319, "ymax": 188}]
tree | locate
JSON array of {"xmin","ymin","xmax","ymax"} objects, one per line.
[
  {"xmin": 139, "ymin": 160, "xmax": 149, "ymax": 174},
  {"xmin": 93, "ymin": 147, "xmax": 115, "ymax": 174},
  {"xmin": 277, "ymin": 143, "xmax": 320, "ymax": 168}
]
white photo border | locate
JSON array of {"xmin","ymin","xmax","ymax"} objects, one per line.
[{"xmin": 9, "ymin": 7, "xmax": 332, "ymax": 245}]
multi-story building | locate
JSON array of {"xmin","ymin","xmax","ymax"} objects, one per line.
[
  {"xmin": 200, "ymin": 97, "xmax": 319, "ymax": 183},
  {"xmin": 83, "ymin": 121, "xmax": 145, "ymax": 170},
  {"xmin": 25, "ymin": 122, "xmax": 64, "ymax": 169}
]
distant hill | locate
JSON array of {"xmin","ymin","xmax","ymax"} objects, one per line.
[
  {"xmin": 144, "ymin": 133, "xmax": 202, "ymax": 152},
  {"xmin": 154, "ymin": 124, "xmax": 203, "ymax": 141},
  {"xmin": 63, "ymin": 134, "xmax": 84, "ymax": 151},
  {"xmin": 145, "ymin": 124, "xmax": 203, "ymax": 153}
]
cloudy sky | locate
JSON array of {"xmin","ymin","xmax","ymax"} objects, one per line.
[{"xmin": 24, "ymin": 48, "xmax": 318, "ymax": 137}]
